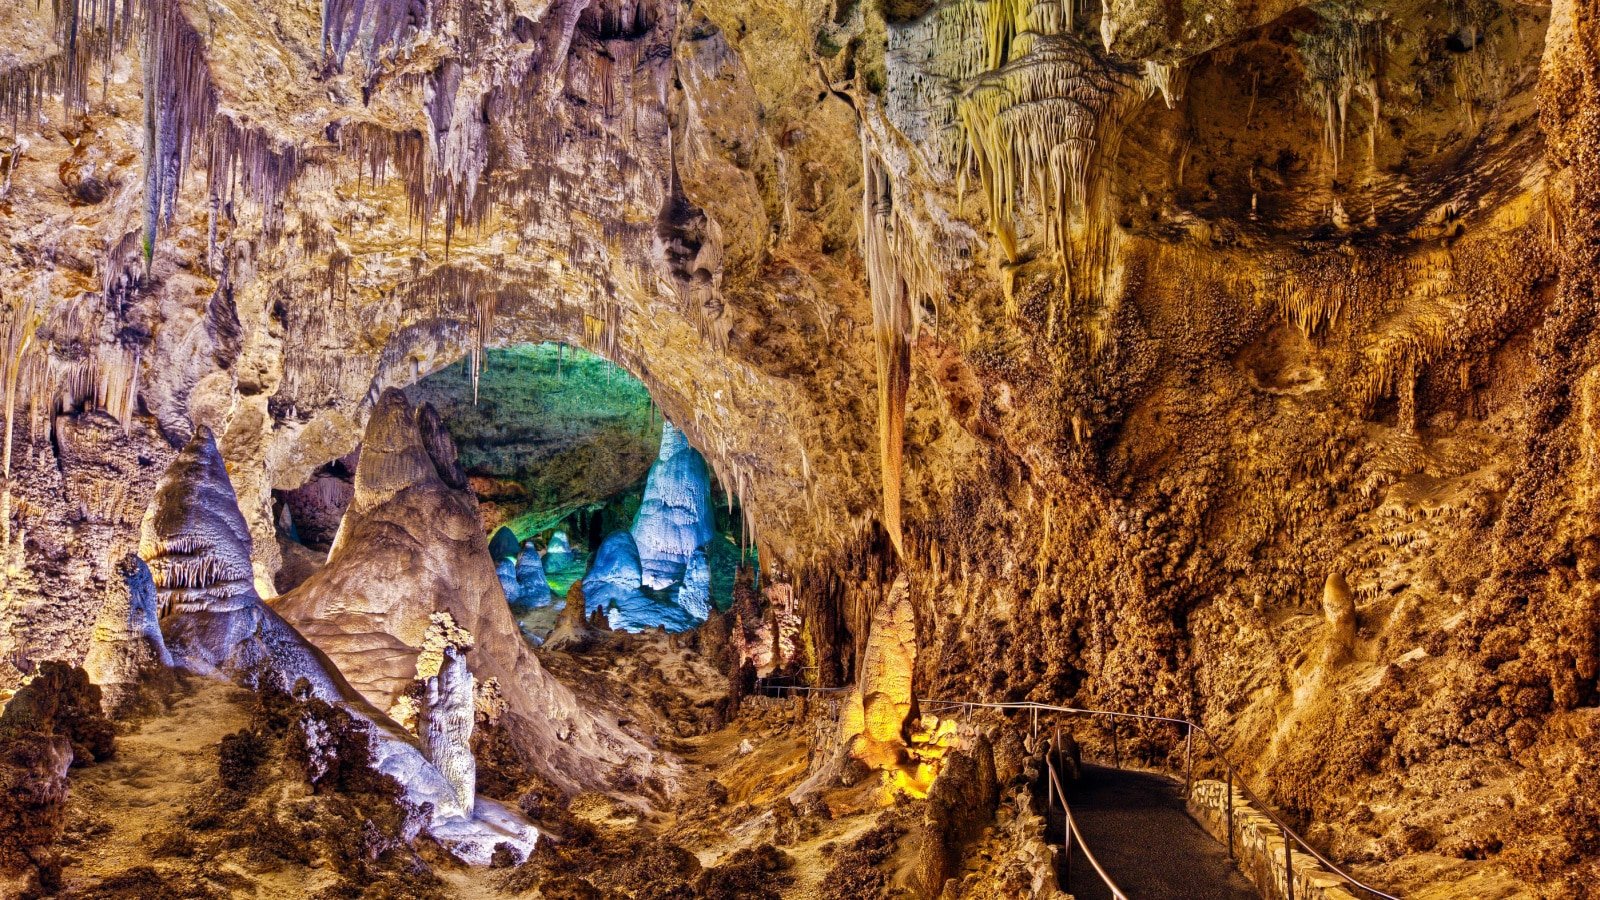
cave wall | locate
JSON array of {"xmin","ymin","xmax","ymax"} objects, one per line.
[{"xmin": 3, "ymin": 0, "xmax": 1599, "ymax": 892}]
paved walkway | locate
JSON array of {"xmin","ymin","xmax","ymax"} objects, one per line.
[{"xmin": 1053, "ymin": 763, "xmax": 1258, "ymax": 900}]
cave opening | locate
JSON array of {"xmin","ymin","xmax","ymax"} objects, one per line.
[{"xmin": 274, "ymin": 342, "xmax": 752, "ymax": 640}]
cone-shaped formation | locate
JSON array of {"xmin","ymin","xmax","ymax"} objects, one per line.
[
  {"xmin": 138, "ymin": 429, "xmax": 347, "ymax": 698},
  {"xmin": 82, "ymin": 554, "xmax": 172, "ymax": 715},
  {"xmin": 275, "ymin": 389, "xmax": 654, "ymax": 794},
  {"xmin": 631, "ymin": 422, "xmax": 715, "ymax": 589},
  {"xmin": 488, "ymin": 526, "xmax": 521, "ymax": 562},
  {"xmin": 582, "ymin": 530, "xmax": 647, "ymax": 616},
  {"xmin": 544, "ymin": 581, "xmax": 601, "ymax": 653},
  {"xmin": 513, "ymin": 544, "xmax": 554, "ymax": 610},
  {"xmin": 496, "ymin": 559, "xmax": 520, "ymax": 604},
  {"xmin": 844, "ymin": 574, "xmax": 917, "ymax": 771}
]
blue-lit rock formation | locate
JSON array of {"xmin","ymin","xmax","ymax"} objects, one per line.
[
  {"xmin": 496, "ymin": 559, "xmax": 520, "ymax": 606},
  {"xmin": 631, "ymin": 422, "xmax": 715, "ymax": 591},
  {"xmin": 140, "ymin": 425, "xmax": 537, "ymax": 863},
  {"xmin": 677, "ymin": 549, "xmax": 712, "ymax": 621},
  {"xmin": 581, "ymin": 531, "xmax": 646, "ymax": 617},
  {"xmin": 514, "ymin": 545, "xmax": 554, "ymax": 610},
  {"xmin": 488, "ymin": 526, "xmax": 521, "ymax": 562},
  {"xmin": 544, "ymin": 530, "xmax": 576, "ymax": 570}
]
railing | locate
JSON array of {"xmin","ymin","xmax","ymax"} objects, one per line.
[
  {"xmin": 920, "ymin": 699, "xmax": 1401, "ymax": 900},
  {"xmin": 1044, "ymin": 735, "xmax": 1130, "ymax": 899}
]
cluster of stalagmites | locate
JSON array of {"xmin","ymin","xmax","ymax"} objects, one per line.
[
  {"xmin": 136, "ymin": 418, "xmax": 537, "ymax": 862},
  {"xmin": 531, "ymin": 420, "xmax": 720, "ymax": 635}
]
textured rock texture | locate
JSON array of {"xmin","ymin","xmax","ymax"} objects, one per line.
[{"xmin": 0, "ymin": 0, "xmax": 1597, "ymax": 893}]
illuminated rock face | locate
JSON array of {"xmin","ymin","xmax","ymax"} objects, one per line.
[
  {"xmin": 581, "ymin": 529, "xmax": 704, "ymax": 632},
  {"xmin": 631, "ymin": 423, "xmax": 715, "ymax": 590},
  {"xmin": 677, "ymin": 548, "xmax": 712, "ymax": 621},
  {"xmin": 582, "ymin": 531, "xmax": 646, "ymax": 617},
  {"xmin": 138, "ymin": 429, "xmax": 347, "ymax": 700},
  {"xmin": 417, "ymin": 613, "xmax": 476, "ymax": 819},
  {"xmin": 846, "ymin": 575, "xmax": 917, "ymax": 769},
  {"xmin": 496, "ymin": 559, "xmax": 520, "ymax": 606}
]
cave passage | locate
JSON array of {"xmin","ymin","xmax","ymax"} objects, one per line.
[{"xmin": 399, "ymin": 343, "xmax": 751, "ymax": 639}]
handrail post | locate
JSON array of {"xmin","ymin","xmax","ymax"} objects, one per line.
[
  {"xmin": 1111, "ymin": 719, "xmax": 1119, "ymax": 769},
  {"xmin": 1184, "ymin": 722, "xmax": 1194, "ymax": 798},
  {"xmin": 1047, "ymin": 757, "xmax": 1055, "ymax": 810},
  {"xmin": 1285, "ymin": 831, "xmax": 1294, "ymax": 900},
  {"xmin": 1032, "ymin": 706, "xmax": 1038, "ymax": 744},
  {"xmin": 1063, "ymin": 814, "xmax": 1073, "ymax": 889}
]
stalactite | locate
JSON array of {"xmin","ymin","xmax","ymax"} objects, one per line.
[
  {"xmin": 955, "ymin": 9, "xmax": 1134, "ymax": 311},
  {"xmin": 1, "ymin": 292, "xmax": 42, "ymax": 560},
  {"xmin": 1139, "ymin": 60, "xmax": 1183, "ymax": 109},
  {"xmin": 1296, "ymin": 3, "xmax": 1386, "ymax": 178},
  {"xmin": 861, "ymin": 148, "xmax": 913, "ymax": 559},
  {"xmin": 141, "ymin": 0, "xmax": 302, "ymax": 258},
  {"xmin": 322, "ymin": 0, "xmax": 424, "ymax": 70}
]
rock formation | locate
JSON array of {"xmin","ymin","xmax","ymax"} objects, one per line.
[
  {"xmin": 274, "ymin": 389, "xmax": 654, "ymax": 793},
  {"xmin": 678, "ymin": 548, "xmax": 713, "ymax": 621},
  {"xmin": 1321, "ymin": 572, "xmax": 1357, "ymax": 665},
  {"xmin": 1, "ymin": 0, "xmax": 1597, "ymax": 890},
  {"xmin": 417, "ymin": 612, "xmax": 477, "ymax": 820},
  {"xmin": 844, "ymin": 575, "xmax": 918, "ymax": 772},
  {"xmin": 139, "ymin": 429, "xmax": 349, "ymax": 700},
  {"xmin": 545, "ymin": 581, "xmax": 603, "ymax": 653},
  {"xmin": 138, "ymin": 426, "xmax": 534, "ymax": 863},
  {"xmin": 632, "ymin": 422, "xmax": 716, "ymax": 590},
  {"xmin": 513, "ymin": 544, "xmax": 555, "ymax": 611},
  {"xmin": 81, "ymin": 554, "xmax": 172, "ymax": 715}
]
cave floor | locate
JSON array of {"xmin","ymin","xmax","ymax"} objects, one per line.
[{"xmin": 57, "ymin": 677, "xmax": 347, "ymax": 898}]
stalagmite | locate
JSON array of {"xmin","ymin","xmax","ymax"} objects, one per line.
[
  {"xmin": 678, "ymin": 547, "xmax": 712, "ymax": 621},
  {"xmin": 137, "ymin": 427, "xmax": 538, "ymax": 863},
  {"xmin": 631, "ymin": 421, "xmax": 715, "ymax": 589},
  {"xmin": 512, "ymin": 543, "xmax": 554, "ymax": 611},
  {"xmin": 1322, "ymin": 571, "xmax": 1357, "ymax": 665},
  {"xmin": 81, "ymin": 554, "xmax": 173, "ymax": 715},
  {"xmin": 274, "ymin": 389, "xmax": 654, "ymax": 794},
  {"xmin": 544, "ymin": 580, "xmax": 601, "ymax": 653},
  {"xmin": 843, "ymin": 574, "xmax": 917, "ymax": 772},
  {"xmin": 417, "ymin": 612, "xmax": 476, "ymax": 819}
]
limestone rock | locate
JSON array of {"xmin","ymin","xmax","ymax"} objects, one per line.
[
  {"xmin": 545, "ymin": 581, "xmax": 602, "ymax": 653},
  {"xmin": 513, "ymin": 544, "xmax": 555, "ymax": 611},
  {"xmin": 1322, "ymin": 572, "xmax": 1357, "ymax": 664},
  {"xmin": 82, "ymin": 554, "xmax": 173, "ymax": 715},
  {"xmin": 139, "ymin": 426, "xmax": 536, "ymax": 863},
  {"xmin": 418, "ymin": 612, "xmax": 476, "ymax": 820},
  {"xmin": 678, "ymin": 548, "xmax": 712, "ymax": 621},
  {"xmin": 631, "ymin": 422, "xmax": 715, "ymax": 590},
  {"xmin": 274, "ymin": 389, "xmax": 653, "ymax": 794},
  {"xmin": 846, "ymin": 574, "xmax": 917, "ymax": 770}
]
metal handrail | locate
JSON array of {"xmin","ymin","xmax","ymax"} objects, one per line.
[
  {"xmin": 1046, "ymin": 745, "xmax": 1129, "ymax": 899},
  {"xmin": 920, "ymin": 698, "xmax": 1401, "ymax": 900}
]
